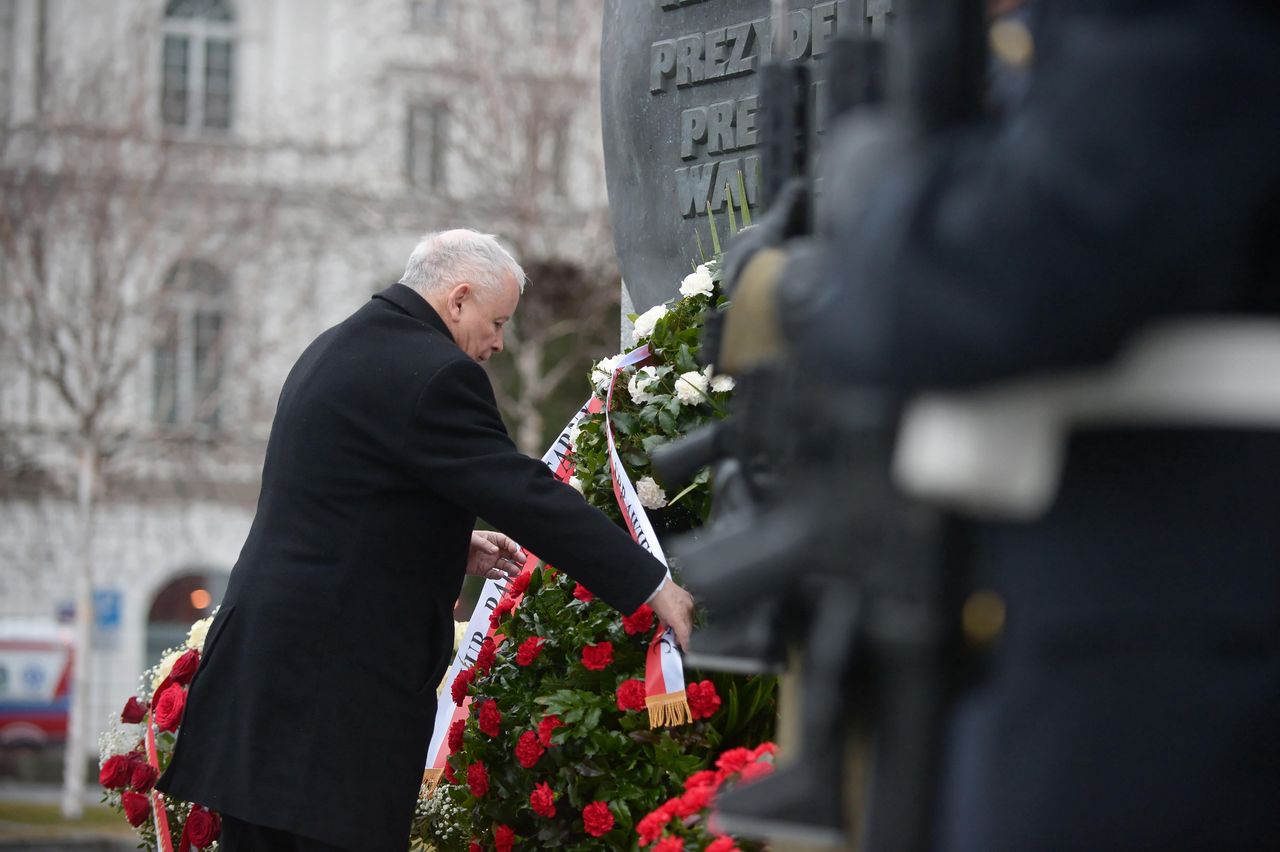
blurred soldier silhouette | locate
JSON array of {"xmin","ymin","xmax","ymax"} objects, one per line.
[{"xmin": 713, "ymin": 0, "xmax": 1280, "ymax": 848}]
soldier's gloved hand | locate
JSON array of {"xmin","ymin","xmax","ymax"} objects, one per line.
[{"xmin": 703, "ymin": 180, "xmax": 809, "ymax": 372}]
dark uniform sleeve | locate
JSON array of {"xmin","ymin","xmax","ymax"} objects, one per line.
[
  {"xmin": 788, "ymin": 5, "xmax": 1280, "ymax": 390},
  {"xmin": 406, "ymin": 356, "xmax": 665, "ymax": 615}
]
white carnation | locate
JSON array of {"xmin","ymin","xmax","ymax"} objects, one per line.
[
  {"xmin": 631, "ymin": 304, "xmax": 669, "ymax": 343},
  {"xmin": 636, "ymin": 476, "xmax": 668, "ymax": 510},
  {"xmin": 186, "ymin": 616, "xmax": 213, "ymax": 650},
  {"xmin": 703, "ymin": 366, "xmax": 735, "ymax": 393},
  {"xmin": 568, "ymin": 421, "xmax": 582, "ymax": 450},
  {"xmin": 591, "ymin": 354, "xmax": 623, "ymax": 392},
  {"xmin": 680, "ymin": 265, "xmax": 714, "ymax": 299},
  {"xmin": 674, "ymin": 370, "xmax": 710, "ymax": 405},
  {"xmin": 627, "ymin": 366, "xmax": 663, "ymax": 405},
  {"xmin": 568, "ymin": 475, "xmax": 585, "ymax": 494}
]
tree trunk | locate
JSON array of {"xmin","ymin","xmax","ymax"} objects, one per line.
[{"xmin": 60, "ymin": 443, "xmax": 98, "ymax": 819}]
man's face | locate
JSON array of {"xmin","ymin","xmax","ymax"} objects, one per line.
[{"xmin": 450, "ymin": 275, "xmax": 520, "ymax": 362}]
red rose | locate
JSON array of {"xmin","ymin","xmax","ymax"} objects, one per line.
[
  {"xmin": 687, "ymin": 679, "xmax": 722, "ymax": 720},
  {"xmin": 516, "ymin": 636, "xmax": 545, "ymax": 667},
  {"xmin": 636, "ymin": 808, "xmax": 672, "ymax": 846},
  {"xmin": 529, "ymin": 781, "xmax": 556, "ymax": 818},
  {"xmin": 121, "ymin": 791, "xmax": 151, "ymax": 827},
  {"xmin": 582, "ymin": 801, "xmax": 615, "ymax": 837},
  {"xmin": 444, "ymin": 761, "xmax": 458, "ymax": 784},
  {"xmin": 671, "ymin": 784, "xmax": 714, "ymax": 818},
  {"xmin": 683, "ymin": 769, "xmax": 720, "ymax": 792},
  {"xmin": 654, "ymin": 838, "xmax": 685, "ymax": 852},
  {"xmin": 129, "ymin": 760, "xmax": 159, "ymax": 792},
  {"xmin": 581, "ymin": 641, "xmax": 613, "ymax": 671},
  {"xmin": 120, "ymin": 696, "xmax": 147, "ymax": 724},
  {"xmin": 515, "ymin": 730, "xmax": 545, "ymax": 768},
  {"xmin": 494, "ymin": 824, "xmax": 515, "ymax": 852},
  {"xmin": 467, "ymin": 761, "xmax": 489, "ymax": 798},
  {"xmin": 706, "ymin": 838, "xmax": 741, "ymax": 852},
  {"xmin": 98, "ymin": 754, "xmax": 132, "ymax": 790},
  {"xmin": 537, "ymin": 714, "xmax": 562, "ymax": 747},
  {"xmin": 489, "ymin": 595, "xmax": 517, "ymax": 629},
  {"xmin": 573, "ymin": 583, "xmax": 595, "ymax": 603},
  {"xmin": 451, "ymin": 667, "xmax": 475, "ymax": 706},
  {"xmin": 474, "ymin": 636, "xmax": 497, "ymax": 674},
  {"xmin": 615, "ymin": 678, "xmax": 647, "ymax": 712},
  {"xmin": 184, "ymin": 804, "xmax": 221, "ymax": 849},
  {"xmin": 478, "ymin": 700, "xmax": 502, "ymax": 738},
  {"xmin": 447, "ymin": 718, "xmax": 466, "ymax": 753},
  {"xmin": 715, "ymin": 747, "xmax": 753, "ymax": 778},
  {"xmin": 153, "ymin": 682, "xmax": 187, "ymax": 732},
  {"xmin": 168, "ymin": 648, "xmax": 201, "ymax": 686},
  {"xmin": 739, "ymin": 759, "xmax": 775, "ymax": 783},
  {"xmin": 509, "ymin": 566, "xmax": 534, "ymax": 597},
  {"xmin": 149, "ymin": 676, "xmax": 174, "ymax": 709},
  {"xmin": 622, "ymin": 604, "xmax": 655, "ymax": 636}
]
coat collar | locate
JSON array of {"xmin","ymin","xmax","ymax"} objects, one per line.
[{"xmin": 373, "ymin": 283, "xmax": 456, "ymax": 343}]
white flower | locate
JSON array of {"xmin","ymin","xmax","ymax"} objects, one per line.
[
  {"xmin": 631, "ymin": 304, "xmax": 669, "ymax": 344},
  {"xmin": 636, "ymin": 476, "xmax": 668, "ymax": 509},
  {"xmin": 568, "ymin": 475, "xmax": 585, "ymax": 494},
  {"xmin": 680, "ymin": 265, "xmax": 714, "ymax": 299},
  {"xmin": 674, "ymin": 370, "xmax": 710, "ymax": 405},
  {"xmin": 591, "ymin": 354, "xmax": 623, "ymax": 392},
  {"xmin": 703, "ymin": 365, "xmax": 735, "ymax": 393},
  {"xmin": 186, "ymin": 616, "xmax": 213, "ymax": 650},
  {"xmin": 568, "ymin": 420, "xmax": 582, "ymax": 450},
  {"xmin": 151, "ymin": 649, "xmax": 183, "ymax": 691},
  {"xmin": 627, "ymin": 366, "xmax": 663, "ymax": 405}
]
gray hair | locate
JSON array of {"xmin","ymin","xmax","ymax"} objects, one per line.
[{"xmin": 399, "ymin": 228, "xmax": 526, "ymax": 297}]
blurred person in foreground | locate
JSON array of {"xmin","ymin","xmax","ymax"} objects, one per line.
[
  {"xmin": 158, "ymin": 228, "xmax": 695, "ymax": 852},
  {"xmin": 716, "ymin": 0, "xmax": 1280, "ymax": 848}
]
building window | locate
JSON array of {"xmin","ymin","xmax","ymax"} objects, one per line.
[
  {"xmin": 410, "ymin": 0, "xmax": 450, "ymax": 30},
  {"xmin": 153, "ymin": 260, "xmax": 228, "ymax": 429},
  {"xmin": 161, "ymin": 0, "xmax": 236, "ymax": 133},
  {"xmin": 407, "ymin": 103, "xmax": 448, "ymax": 191}
]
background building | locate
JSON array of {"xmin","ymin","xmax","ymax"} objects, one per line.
[{"xmin": 0, "ymin": 0, "xmax": 621, "ymax": 792}]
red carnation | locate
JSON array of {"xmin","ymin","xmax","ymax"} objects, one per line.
[
  {"xmin": 184, "ymin": 804, "xmax": 221, "ymax": 849},
  {"xmin": 715, "ymin": 747, "xmax": 753, "ymax": 778},
  {"xmin": 654, "ymin": 838, "xmax": 685, "ymax": 852},
  {"xmin": 537, "ymin": 714, "xmax": 563, "ymax": 747},
  {"xmin": 447, "ymin": 718, "xmax": 466, "ymax": 753},
  {"xmin": 469, "ymin": 843, "xmax": 482, "ymax": 852},
  {"xmin": 622, "ymin": 604, "xmax": 655, "ymax": 636},
  {"xmin": 529, "ymin": 781, "xmax": 556, "ymax": 818},
  {"xmin": 515, "ymin": 730, "xmax": 545, "ymax": 768},
  {"xmin": 120, "ymin": 696, "xmax": 147, "ymax": 724},
  {"xmin": 582, "ymin": 801, "xmax": 615, "ymax": 837},
  {"xmin": 444, "ymin": 761, "xmax": 458, "ymax": 784},
  {"xmin": 581, "ymin": 641, "xmax": 613, "ymax": 671},
  {"xmin": 168, "ymin": 648, "xmax": 201, "ymax": 686},
  {"xmin": 478, "ymin": 700, "xmax": 502, "ymax": 738},
  {"xmin": 636, "ymin": 807, "xmax": 672, "ymax": 846},
  {"xmin": 474, "ymin": 636, "xmax": 497, "ymax": 674},
  {"xmin": 687, "ymin": 679, "xmax": 722, "ymax": 720},
  {"xmin": 130, "ymin": 760, "xmax": 159, "ymax": 793},
  {"xmin": 573, "ymin": 583, "xmax": 595, "ymax": 602},
  {"xmin": 509, "ymin": 566, "xmax": 534, "ymax": 597},
  {"xmin": 616, "ymin": 678, "xmax": 647, "ymax": 712},
  {"xmin": 98, "ymin": 754, "xmax": 132, "ymax": 790},
  {"xmin": 683, "ymin": 769, "xmax": 720, "ymax": 792},
  {"xmin": 489, "ymin": 595, "xmax": 517, "ymax": 629},
  {"xmin": 495, "ymin": 824, "xmax": 515, "ymax": 852},
  {"xmin": 467, "ymin": 761, "xmax": 489, "ymax": 798},
  {"xmin": 707, "ymin": 838, "xmax": 741, "ymax": 852},
  {"xmin": 153, "ymin": 682, "xmax": 187, "ymax": 732},
  {"xmin": 451, "ymin": 667, "xmax": 475, "ymax": 706},
  {"xmin": 740, "ymin": 758, "xmax": 775, "ymax": 783},
  {"xmin": 672, "ymin": 784, "xmax": 714, "ymax": 818},
  {"xmin": 121, "ymin": 791, "xmax": 151, "ymax": 827},
  {"xmin": 752, "ymin": 742, "xmax": 778, "ymax": 759},
  {"xmin": 516, "ymin": 636, "xmax": 546, "ymax": 667}
]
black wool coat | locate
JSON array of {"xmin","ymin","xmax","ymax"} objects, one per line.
[{"xmin": 158, "ymin": 284, "xmax": 665, "ymax": 851}]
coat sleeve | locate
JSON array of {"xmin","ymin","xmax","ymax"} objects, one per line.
[
  {"xmin": 786, "ymin": 6, "xmax": 1280, "ymax": 391},
  {"xmin": 406, "ymin": 356, "xmax": 666, "ymax": 615}
]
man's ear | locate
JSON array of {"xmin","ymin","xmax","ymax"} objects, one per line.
[{"xmin": 446, "ymin": 282, "xmax": 472, "ymax": 319}]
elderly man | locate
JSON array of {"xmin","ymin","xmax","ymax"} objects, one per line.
[{"xmin": 159, "ymin": 229, "xmax": 694, "ymax": 852}]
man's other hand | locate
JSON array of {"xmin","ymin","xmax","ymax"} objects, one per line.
[
  {"xmin": 467, "ymin": 530, "xmax": 526, "ymax": 581},
  {"xmin": 649, "ymin": 580, "xmax": 696, "ymax": 652}
]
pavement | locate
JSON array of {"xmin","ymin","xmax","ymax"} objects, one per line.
[{"xmin": 0, "ymin": 783, "xmax": 134, "ymax": 852}]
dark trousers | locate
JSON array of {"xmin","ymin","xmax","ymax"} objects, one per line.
[{"xmin": 220, "ymin": 814, "xmax": 352, "ymax": 852}]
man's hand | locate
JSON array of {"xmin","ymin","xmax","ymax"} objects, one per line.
[
  {"xmin": 649, "ymin": 580, "xmax": 696, "ymax": 652},
  {"xmin": 466, "ymin": 530, "xmax": 526, "ymax": 581}
]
